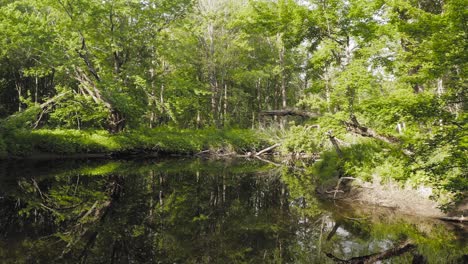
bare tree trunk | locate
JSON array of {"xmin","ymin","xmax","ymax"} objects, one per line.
[
  {"xmin": 149, "ymin": 66, "xmax": 155, "ymax": 128},
  {"xmin": 223, "ymin": 83, "xmax": 227, "ymax": 126},
  {"xmin": 251, "ymin": 111, "xmax": 255, "ymax": 129},
  {"xmin": 160, "ymin": 83, "xmax": 164, "ymax": 106},
  {"xmin": 207, "ymin": 21, "xmax": 219, "ymax": 127},
  {"xmin": 436, "ymin": 78, "xmax": 444, "ymax": 96},
  {"xmin": 211, "ymin": 79, "xmax": 218, "ymax": 125},
  {"xmin": 257, "ymin": 78, "xmax": 262, "ymax": 128},
  {"xmin": 15, "ymin": 81, "xmax": 22, "ymax": 112},
  {"xmin": 325, "ymin": 73, "xmax": 331, "ymax": 113},
  {"xmin": 280, "ymin": 46, "xmax": 286, "ymax": 110},
  {"xmin": 277, "ymin": 33, "xmax": 287, "ymax": 129},
  {"xmin": 35, "ymin": 75, "xmax": 38, "ymax": 104}
]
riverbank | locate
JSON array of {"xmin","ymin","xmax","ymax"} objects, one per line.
[
  {"xmin": 317, "ymin": 176, "xmax": 467, "ymax": 222},
  {"xmin": 1, "ymin": 126, "xmax": 465, "ymax": 220},
  {"xmin": 0, "ymin": 128, "xmax": 271, "ymax": 159}
]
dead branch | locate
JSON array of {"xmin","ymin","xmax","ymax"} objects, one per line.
[
  {"xmin": 76, "ymin": 34, "xmax": 101, "ymax": 81},
  {"xmin": 343, "ymin": 115, "xmax": 415, "ymax": 156},
  {"xmin": 344, "ymin": 115, "xmax": 399, "ymax": 144},
  {"xmin": 254, "ymin": 155, "xmax": 283, "ymax": 167},
  {"xmin": 327, "ymin": 130, "xmax": 343, "ymax": 158},
  {"xmin": 39, "ymin": 91, "xmax": 71, "ymax": 108},
  {"xmin": 327, "ymin": 221, "xmax": 341, "ymax": 241},
  {"xmin": 31, "ymin": 178, "xmax": 45, "ymax": 200},
  {"xmin": 255, "ymin": 143, "xmax": 281, "ymax": 156},
  {"xmin": 33, "ymin": 91, "xmax": 72, "ymax": 129},
  {"xmin": 328, "ymin": 177, "xmax": 357, "ymax": 199},
  {"xmin": 195, "ymin": 150, "xmax": 212, "ymax": 156}
]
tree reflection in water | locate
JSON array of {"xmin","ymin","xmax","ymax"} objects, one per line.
[{"xmin": 0, "ymin": 159, "xmax": 466, "ymax": 263}]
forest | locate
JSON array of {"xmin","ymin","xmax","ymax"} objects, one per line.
[{"xmin": 0, "ymin": 0, "xmax": 466, "ymax": 210}]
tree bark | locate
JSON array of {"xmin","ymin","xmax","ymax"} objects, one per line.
[{"xmin": 327, "ymin": 130, "xmax": 343, "ymax": 158}]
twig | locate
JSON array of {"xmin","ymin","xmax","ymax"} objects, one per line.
[{"xmin": 333, "ymin": 177, "xmax": 357, "ymax": 199}]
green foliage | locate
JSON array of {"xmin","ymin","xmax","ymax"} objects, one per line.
[
  {"xmin": 0, "ymin": 0, "xmax": 465, "ymax": 209},
  {"xmin": 282, "ymin": 125, "xmax": 319, "ymax": 153},
  {"xmin": 0, "ymin": 106, "xmax": 40, "ymax": 130},
  {"xmin": 311, "ymin": 150, "xmax": 341, "ymax": 179},
  {"xmin": 0, "ymin": 128, "xmax": 269, "ymax": 157},
  {"xmin": 48, "ymin": 92, "xmax": 109, "ymax": 129},
  {"xmin": 357, "ymin": 90, "xmax": 448, "ymax": 134}
]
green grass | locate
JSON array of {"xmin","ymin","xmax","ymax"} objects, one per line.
[{"xmin": 0, "ymin": 127, "xmax": 271, "ymax": 157}]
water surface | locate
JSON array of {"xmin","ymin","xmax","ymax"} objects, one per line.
[{"xmin": 0, "ymin": 158, "xmax": 466, "ymax": 263}]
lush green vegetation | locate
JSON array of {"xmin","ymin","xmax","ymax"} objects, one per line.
[
  {"xmin": 0, "ymin": 127, "xmax": 270, "ymax": 157},
  {"xmin": 0, "ymin": 0, "xmax": 466, "ymax": 206}
]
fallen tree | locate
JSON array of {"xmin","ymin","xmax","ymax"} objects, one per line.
[
  {"xmin": 343, "ymin": 115, "xmax": 414, "ymax": 156},
  {"xmin": 260, "ymin": 109, "xmax": 320, "ymax": 118},
  {"xmin": 343, "ymin": 115, "xmax": 399, "ymax": 144}
]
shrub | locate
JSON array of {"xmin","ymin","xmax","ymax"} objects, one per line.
[{"xmin": 282, "ymin": 126, "xmax": 319, "ymax": 154}]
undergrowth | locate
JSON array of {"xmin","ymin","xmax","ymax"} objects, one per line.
[{"xmin": 0, "ymin": 128, "xmax": 271, "ymax": 157}]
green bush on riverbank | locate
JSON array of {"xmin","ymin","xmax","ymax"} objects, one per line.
[
  {"xmin": 0, "ymin": 128, "xmax": 270, "ymax": 157},
  {"xmin": 281, "ymin": 112, "xmax": 467, "ymax": 209}
]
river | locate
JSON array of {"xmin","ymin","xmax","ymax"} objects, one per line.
[{"xmin": 0, "ymin": 158, "xmax": 466, "ymax": 263}]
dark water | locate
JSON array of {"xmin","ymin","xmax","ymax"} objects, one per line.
[{"xmin": 0, "ymin": 158, "xmax": 466, "ymax": 264}]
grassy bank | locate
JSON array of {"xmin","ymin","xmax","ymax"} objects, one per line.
[{"xmin": 0, "ymin": 127, "xmax": 271, "ymax": 158}]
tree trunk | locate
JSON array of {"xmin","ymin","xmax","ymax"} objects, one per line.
[
  {"xmin": 223, "ymin": 83, "xmax": 227, "ymax": 126},
  {"xmin": 278, "ymin": 34, "xmax": 287, "ymax": 129},
  {"xmin": 327, "ymin": 130, "xmax": 343, "ymax": 158},
  {"xmin": 74, "ymin": 67, "xmax": 125, "ymax": 133},
  {"xmin": 15, "ymin": 81, "xmax": 22, "ymax": 112},
  {"xmin": 108, "ymin": 110, "xmax": 126, "ymax": 134}
]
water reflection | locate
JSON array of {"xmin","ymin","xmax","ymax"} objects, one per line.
[{"xmin": 0, "ymin": 158, "xmax": 466, "ymax": 263}]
